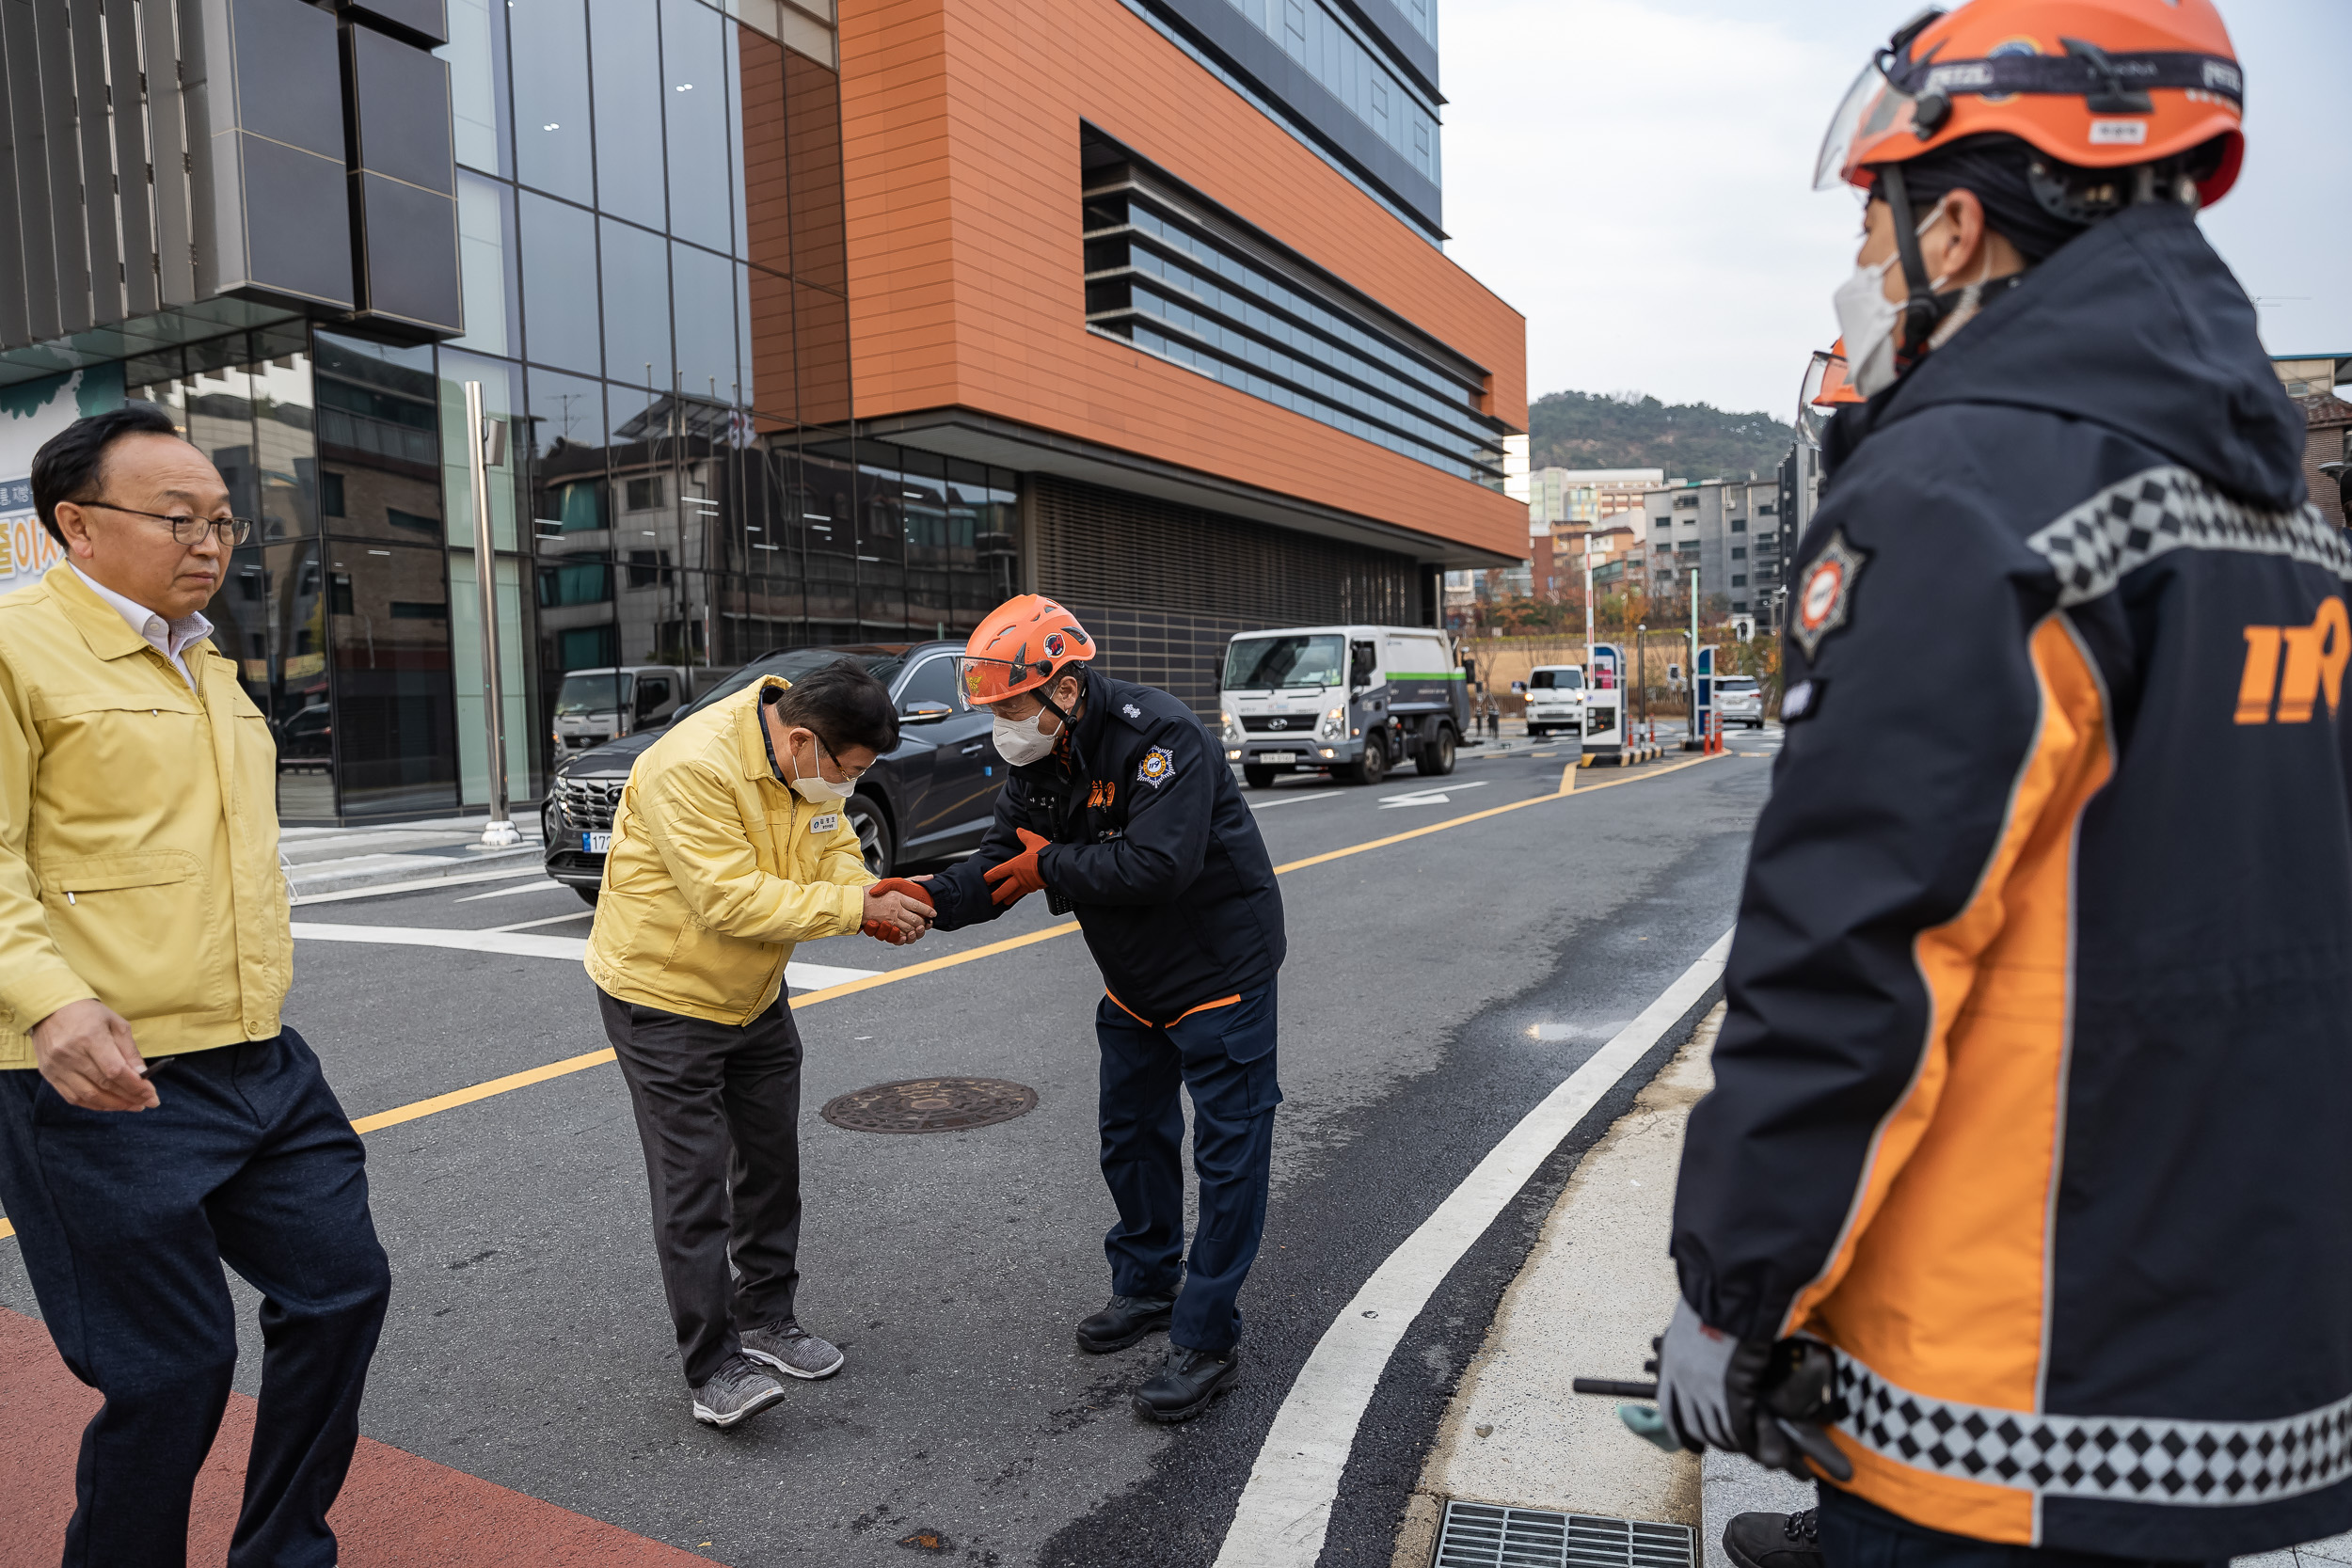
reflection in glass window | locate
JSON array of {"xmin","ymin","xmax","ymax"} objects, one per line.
[
  {"xmin": 331, "ymin": 540, "xmax": 459, "ymax": 814},
  {"xmin": 312, "ymin": 332, "xmax": 443, "ymax": 544},
  {"xmin": 519, "ymin": 191, "xmax": 602, "ymax": 374},
  {"xmin": 437, "ymin": 350, "xmax": 522, "ymax": 549},
  {"xmin": 511, "ymin": 0, "xmax": 594, "ymax": 203},
  {"xmin": 590, "ymin": 0, "xmax": 667, "ymax": 230},
  {"xmin": 1220, "ymin": 0, "xmax": 1441, "ymax": 183},
  {"xmin": 440, "ymin": 0, "xmax": 511, "ymax": 176},
  {"xmin": 526, "ymin": 366, "xmax": 607, "ymax": 458},
  {"xmin": 672, "ymin": 242, "xmax": 737, "ymax": 405},
  {"xmin": 600, "ymin": 220, "xmax": 673, "ymax": 391},
  {"xmin": 663, "ymin": 0, "xmax": 734, "ymax": 254},
  {"xmin": 453, "ymin": 172, "xmax": 520, "ymax": 359}
]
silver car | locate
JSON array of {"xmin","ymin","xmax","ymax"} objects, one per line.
[{"xmin": 1715, "ymin": 674, "xmax": 1766, "ymax": 729}]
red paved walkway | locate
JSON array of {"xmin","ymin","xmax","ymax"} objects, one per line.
[{"xmin": 0, "ymin": 1307, "xmax": 710, "ymax": 1566}]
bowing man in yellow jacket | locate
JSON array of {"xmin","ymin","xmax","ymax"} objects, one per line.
[
  {"xmin": 0, "ymin": 405, "xmax": 389, "ymax": 1566},
  {"xmin": 586, "ymin": 660, "xmax": 932, "ymax": 1429}
]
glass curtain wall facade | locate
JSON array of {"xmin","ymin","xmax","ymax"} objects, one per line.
[{"xmin": 26, "ymin": 0, "xmax": 1015, "ymax": 824}]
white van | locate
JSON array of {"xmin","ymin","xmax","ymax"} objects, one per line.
[
  {"xmin": 1218, "ymin": 625, "xmax": 1469, "ymax": 786},
  {"xmin": 1524, "ymin": 665, "xmax": 1586, "ymax": 738}
]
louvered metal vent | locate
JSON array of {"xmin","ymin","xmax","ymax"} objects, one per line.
[
  {"xmin": 1432, "ymin": 1501, "xmax": 1695, "ymax": 1568},
  {"xmin": 1030, "ymin": 474, "xmax": 1424, "ymax": 714}
]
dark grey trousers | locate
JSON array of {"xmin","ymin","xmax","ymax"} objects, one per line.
[{"xmin": 597, "ymin": 988, "xmax": 804, "ymax": 1387}]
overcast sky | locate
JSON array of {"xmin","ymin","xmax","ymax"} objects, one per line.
[{"xmin": 1438, "ymin": 0, "xmax": 2352, "ymax": 420}]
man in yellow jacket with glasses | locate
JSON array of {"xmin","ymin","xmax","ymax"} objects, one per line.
[
  {"xmin": 586, "ymin": 660, "xmax": 933, "ymax": 1429},
  {"xmin": 0, "ymin": 404, "xmax": 390, "ymax": 1566}
]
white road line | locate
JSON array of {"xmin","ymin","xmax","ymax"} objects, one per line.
[
  {"xmin": 1247, "ymin": 790, "xmax": 1347, "ymax": 811},
  {"xmin": 288, "ymin": 923, "xmax": 880, "ymax": 990},
  {"xmin": 455, "ymin": 879, "xmax": 576, "ymax": 901},
  {"xmin": 1376, "ymin": 780, "xmax": 1490, "ymax": 809},
  {"xmin": 486, "ymin": 911, "xmax": 596, "ymax": 933},
  {"xmin": 291, "ymin": 864, "xmax": 548, "ymax": 906},
  {"xmin": 1212, "ymin": 928, "xmax": 1735, "ymax": 1568}
]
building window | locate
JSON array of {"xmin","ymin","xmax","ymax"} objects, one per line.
[
  {"xmin": 626, "ymin": 475, "xmax": 665, "ymax": 511},
  {"xmin": 1732, "ymin": 574, "xmax": 1747, "ymax": 587},
  {"xmin": 1731, "ymin": 546, "xmax": 1746, "ymax": 560},
  {"xmin": 1731, "ymin": 517, "xmax": 1745, "ymax": 532},
  {"xmin": 1080, "ymin": 133, "xmax": 1506, "ymax": 490},
  {"xmin": 322, "ymin": 472, "xmax": 346, "ymax": 517}
]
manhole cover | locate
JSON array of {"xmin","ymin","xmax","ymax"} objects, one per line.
[{"xmin": 819, "ymin": 1077, "xmax": 1038, "ymax": 1134}]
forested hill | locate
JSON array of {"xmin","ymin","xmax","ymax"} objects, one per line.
[{"xmin": 1528, "ymin": 390, "xmax": 1795, "ymax": 481}]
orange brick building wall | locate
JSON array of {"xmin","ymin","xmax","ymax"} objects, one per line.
[{"xmin": 833, "ymin": 0, "xmax": 1528, "ymax": 562}]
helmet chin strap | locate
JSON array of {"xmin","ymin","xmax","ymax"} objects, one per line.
[
  {"xmin": 1878, "ymin": 164, "xmax": 1948, "ymax": 360},
  {"xmin": 1034, "ymin": 670, "xmax": 1089, "ymax": 779}
]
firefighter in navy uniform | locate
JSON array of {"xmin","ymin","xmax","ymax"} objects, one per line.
[
  {"xmin": 1653, "ymin": 3, "xmax": 2352, "ymax": 1566},
  {"xmin": 918, "ymin": 596, "xmax": 1285, "ymax": 1423}
]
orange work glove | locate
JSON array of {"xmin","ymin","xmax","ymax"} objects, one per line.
[
  {"xmin": 982, "ymin": 829, "xmax": 1051, "ymax": 908},
  {"xmin": 861, "ymin": 877, "xmax": 936, "ymax": 943}
]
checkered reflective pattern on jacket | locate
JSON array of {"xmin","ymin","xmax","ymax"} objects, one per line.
[
  {"xmin": 2025, "ymin": 466, "xmax": 2352, "ymax": 608},
  {"xmin": 1834, "ymin": 1354, "xmax": 2352, "ymax": 1505}
]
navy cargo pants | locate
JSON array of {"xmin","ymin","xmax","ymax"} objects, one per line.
[{"xmin": 1095, "ymin": 981, "xmax": 1280, "ymax": 1354}]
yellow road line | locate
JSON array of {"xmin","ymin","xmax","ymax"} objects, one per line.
[
  {"xmin": 344, "ymin": 752, "xmax": 1721, "ymax": 1134},
  {"xmin": 0, "ymin": 1218, "xmax": 12, "ymax": 1243}
]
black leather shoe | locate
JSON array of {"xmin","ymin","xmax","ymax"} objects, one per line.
[
  {"xmin": 1723, "ymin": 1507, "xmax": 1822, "ymax": 1568},
  {"xmin": 1131, "ymin": 1344, "xmax": 1238, "ymax": 1423},
  {"xmin": 1074, "ymin": 1293, "xmax": 1175, "ymax": 1354}
]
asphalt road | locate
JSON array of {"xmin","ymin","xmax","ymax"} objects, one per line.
[{"xmin": 0, "ymin": 729, "xmax": 1782, "ymax": 1567}]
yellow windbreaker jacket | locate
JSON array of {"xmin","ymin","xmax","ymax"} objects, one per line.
[
  {"xmin": 0, "ymin": 564, "xmax": 290, "ymax": 1069},
  {"xmin": 584, "ymin": 676, "xmax": 873, "ymax": 1024}
]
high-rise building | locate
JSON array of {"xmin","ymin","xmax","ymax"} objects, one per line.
[
  {"xmin": 0, "ymin": 0, "xmax": 1524, "ymax": 821},
  {"xmin": 1640, "ymin": 479, "xmax": 1784, "ymax": 622}
]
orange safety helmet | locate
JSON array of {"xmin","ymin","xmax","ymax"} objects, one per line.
[
  {"xmin": 1815, "ymin": 0, "xmax": 2246, "ymax": 206},
  {"xmin": 959, "ymin": 595, "xmax": 1097, "ymax": 705}
]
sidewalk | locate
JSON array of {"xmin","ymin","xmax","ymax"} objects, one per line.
[
  {"xmin": 1391, "ymin": 1006, "xmax": 2352, "ymax": 1568},
  {"xmin": 281, "ymin": 816, "xmax": 547, "ymax": 900}
]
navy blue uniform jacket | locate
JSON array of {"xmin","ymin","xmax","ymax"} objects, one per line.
[
  {"xmin": 1671, "ymin": 202, "xmax": 2352, "ymax": 1557},
  {"xmin": 924, "ymin": 671, "xmax": 1286, "ymax": 1022}
]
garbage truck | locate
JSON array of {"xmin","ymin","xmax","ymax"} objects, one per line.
[{"xmin": 1217, "ymin": 625, "xmax": 1468, "ymax": 786}]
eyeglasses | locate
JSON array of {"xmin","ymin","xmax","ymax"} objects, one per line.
[
  {"xmin": 82, "ymin": 501, "xmax": 255, "ymax": 547},
  {"xmin": 811, "ymin": 734, "xmax": 871, "ymax": 784}
]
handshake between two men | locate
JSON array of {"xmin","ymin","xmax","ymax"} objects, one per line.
[{"xmin": 858, "ymin": 828, "xmax": 1054, "ymax": 946}]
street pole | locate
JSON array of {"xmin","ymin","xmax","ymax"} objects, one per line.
[
  {"xmin": 1583, "ymin": 560, "xmax": 1595, "ymax": 665},
  {"xmin": 466, "ymin": 380, "xmax": 519, "ymax": 849}
]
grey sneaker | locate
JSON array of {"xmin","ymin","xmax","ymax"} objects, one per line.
[
  {"xmin": 690, "ymin": 1354, "xmax": 787, "ymax": 1428},
  {"xmin": 739, "ymin": 1318, "xmax": 845, "ymax": 1381}
]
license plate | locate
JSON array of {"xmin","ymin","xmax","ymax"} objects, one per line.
[
  {"xmin": 1258, "ymin": 752, "xmax": 1298, "ymax": 765},
  {"xmin": 583, "ymin": 832, "xmax": 612, "ymax": 853}
]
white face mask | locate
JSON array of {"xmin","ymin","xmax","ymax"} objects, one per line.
[
  {"xmin": 786, "ymin": 734, "xmax": 855, "ymax": 803},
  {"xmin": 991, "ymin": 704, "xmax": 1058, "ymax": 767},
  {"xmin": 1833, "ymin": 199, "xmax": 1948, "ymax": 400}
]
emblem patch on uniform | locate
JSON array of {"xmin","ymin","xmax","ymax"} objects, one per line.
[
  {"xmin": 1121, "ymin": 703, "xmax": 1141, "ymax": 719},
  {"xmin": 1793, "ymin": 531, "xmax": 1867, "ymax": 658},
  {"xmin": 1136, "ymin": 746, "xmax": 1176, "ymax": 788},
  {"xmin": 1042, "ymin": 632, "xmax": 1068, "ymax": 659},
  {"xmin": 809, "ymin": 813, "xmax": 841, "ymax": 834}
]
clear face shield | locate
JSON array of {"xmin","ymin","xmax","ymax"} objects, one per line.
[
  {"xmin": 1798, "ymin": 352, "xmax": 1836, "ymax": 450},
  {"xmin": 1812, "ymin": 8, "xmax": 1946, "ymax": 192}
]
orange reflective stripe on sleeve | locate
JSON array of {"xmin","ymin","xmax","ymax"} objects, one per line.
[{"xmin": 1799, "ymin": 616, "xmax": 2115, "ymax": 1544}]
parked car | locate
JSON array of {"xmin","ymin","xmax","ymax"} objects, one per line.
[
  {"xmin": 277, "ymin": 705, "xmax": 333, "ymax": 772},
  {"xmin": 543, "ymin": 641, "xmax": 1000, "ymax": 901},
  {"xmin": 1715, "ymin": 674, "xmax": 1766, "ymax": 729}
]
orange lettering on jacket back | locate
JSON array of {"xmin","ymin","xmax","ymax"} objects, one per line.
[{"xmin": 2236, "ymin": 598, "xmax": 2348, "ymax": 725}]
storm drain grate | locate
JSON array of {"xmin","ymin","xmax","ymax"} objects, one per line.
[
  {"xmin": 818, "ymin": 1077, "xmax": 1038, "ymax": 1133},
  {"xmin": 1433, "ymin": 1501, "xmax": 1694, "ymax": 1568}
]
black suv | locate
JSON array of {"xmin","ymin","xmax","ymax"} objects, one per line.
[{"xmin": 543, "ymin": 641, "xmax": 1001, "ymax": 900}]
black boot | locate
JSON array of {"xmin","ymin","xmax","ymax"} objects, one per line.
[
  {"xmin": 1722, "ymin": 1507, "xmax": 1821, "ymax": 1568},
  {"xmin": 1131, "ymin": 1344, "xmax": 1238, "ymax": 1422},
  {"xmin": 1074, "ymin": 1293, "xmax": 1174, "ymax": 1354}
]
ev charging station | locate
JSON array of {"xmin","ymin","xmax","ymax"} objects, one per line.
[{"xmin": 1582, "ymin": 642, "xmax": 1625, "ymax": 761}]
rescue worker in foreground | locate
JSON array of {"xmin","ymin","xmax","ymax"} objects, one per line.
[
  {"xmin": 1656, "ymin": 2, "xmax": 2352, "ymax": 1564},
  {"xmin": 915, "ymin": 597, "xmax": 1285, "ymax": 1422},
  {"xmin": 586, "ymin": 660, "xmax": 935, "ymax": 1430}
]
